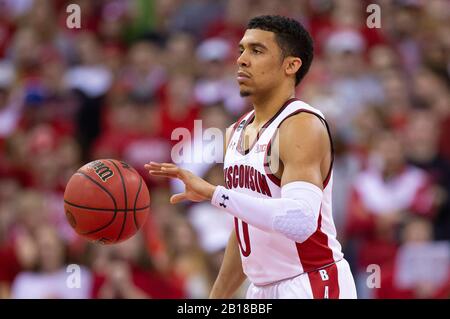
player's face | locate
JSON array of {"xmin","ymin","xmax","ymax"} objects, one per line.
[{"xmin": 237, "ymin": 29, "xmax": 285, "ymax": 97}]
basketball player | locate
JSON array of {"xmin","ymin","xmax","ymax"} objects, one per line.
[{"xmin": 145, "ymin": 15, "xmax": 357, "ymax": 299}]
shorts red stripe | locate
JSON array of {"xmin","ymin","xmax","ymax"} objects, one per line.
[{"xmin": 307, "ymin": 263, "xmax": 340, "ymax": 299}]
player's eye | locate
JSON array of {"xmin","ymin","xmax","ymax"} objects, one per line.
[{"xmin": 253, "ymin": 48, "xmax": 262, "ymax": 54}]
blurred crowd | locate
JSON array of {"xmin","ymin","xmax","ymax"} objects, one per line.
[{"xmin": 0, "ymin": 0, "xmax": 449, "ymax": 299}]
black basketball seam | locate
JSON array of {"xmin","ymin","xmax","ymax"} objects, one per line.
[
  {"xmin": 64, "ymin": 200, "xmax": 149, "ymax": 212},
  {"xmin": 133, "ymin": 177, "xmax": 143, "ymax": 229},
  {"xmin": 107, "ymin": 160, "xmax": 128, "ymax": 210},
  {"xmin": 108, "ymin": 160, "xmax": 127, "ymax": 242},
  {"xmin": 117, "ymin": 207, "xmax": 127, "ymax": 242},
  {"xmin": 75, "ymin": 172, "xmax": 118, "ymax": 236}
]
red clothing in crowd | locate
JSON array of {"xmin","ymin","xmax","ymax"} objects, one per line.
[
  {"xmin": 439, "ymin": 115, "xmax": 450, "ymax": 163},
  {"xmin": 91, "ymin": 263, "xmax": 185, "ymax": 299},
  {"xmin": 0, "ymin": 244, "xmax": 21, "ymax": 286},
  {"xmin": 346, "ymin": 165, "xmax": 436, "ymax": 269},
  {"xmin": 157, "ymin": 85, "xmax": 200, "ymax": 142},
  {"xmin": 375, "ymin": 260, "xmax": 450, "ymax": 299}
]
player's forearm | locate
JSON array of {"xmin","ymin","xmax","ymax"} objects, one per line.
[
  {"xmin": 210, "ymin": 267, "xmax": 246, "ymax": 299},
  {"xmin": 209, "ymin": 231, "xmax": 246, "ymax": 299},
  {"xmin": 211, "ymin": 182, "xmax": 323, "ymax": 243}
]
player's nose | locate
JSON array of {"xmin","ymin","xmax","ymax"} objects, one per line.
[{"xmin": 237, "ymin": 51, "xmax": 250, "ymax": 68}]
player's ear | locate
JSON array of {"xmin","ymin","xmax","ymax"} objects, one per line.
[{"xmin": 285, "ymin": 57, "xmax": 302, "ymax": 77}]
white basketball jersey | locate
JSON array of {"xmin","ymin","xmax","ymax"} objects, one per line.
[{"xmin": 224, "ymin": 98, "xmax": 344, "ymax": 285}]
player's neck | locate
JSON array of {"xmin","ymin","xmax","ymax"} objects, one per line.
[{"xmin": 251, "ymin": 87, "xmax": 295, "ymax": 127}]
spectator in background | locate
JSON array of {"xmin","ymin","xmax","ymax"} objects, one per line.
[
  {"xmin": 0, "ymin": 190, "xmax": 61, "ymax": 299},
  {"xmin": 410, "ymin": 67, "xmax": 450, "ymax": 162},
  {"xmin": 92, "ymin": 91, "xmax": 171, "ymax": 190},
  {"xmin": 308, "ymin": 28, "xmax": 384, "ymax": 141},
  {"xmin": 0, "ymin": 0, "xmax": 448, "ymax": 299},
  {"xmin": 346, "ymin": 131, "xmax": 437, "ymax": 298},
  {"xmin": 0, "ymin": 61, "xmax": 21, "ymax": 142},
  {"xmin": 65, "ymin": 32, "xmax": 113, "ymax": 161},
  {"xmin": 11, "ymin": 224, "xmax": 92, "ymax": 299},
  {"xmin": 89, "ymin": 232, "xmax": 184, "ymax": 299},
  {"xmin": 168, "ymin": 0, "xmax": 222, "ymax": 38},
  {"xmin": 164, "ymin": 32, "xmax": 196, "ymax": 75},
  {"xmin": 378, "ymin": 70, "xmax": 412, "ymax": 130},
  {"xmin": 0, "ymin": 176, "xmax": 23, "ymax": 298},
  {"xmin": 158, "ymin": 70, "xmax": 200, "ymax": 141},
  {"xmin": 121, "ymin": 40, "xmax": 166, "ymax": 100},
  {"xmin": 8, "ymin": 27, "xmax": 42, "ymax": 76},
  {"xmin": 0, "ymin": 0, "xmax": 15, "ymax": 59},
  {"xmin": 194, "ymin": 37, "xmax": 247, "ymax": 116},
  {"xmin": 203, "ymin": 0, "xmax": 247, "ymax": 44},
  {"xmin": 388, "ymin": 1, "xmax": 424, "ymax": 73},
  {"xmin": 143, "ymin": 187, "xmax": 182, "ymax": 274},
  {"xmin": 163, "ymin": 213, "xmax": 211, "ymax": 298},
  {"xmin": 404, "ymin": 109, "xmax": 450, "ymax": 240},
  {"xmin": 375, "ymin": 216, "xmax": 450, "ymax": 299},
  {"xmin": 170, "ymin": 102, "xmax": 233, "ymax": 195}
]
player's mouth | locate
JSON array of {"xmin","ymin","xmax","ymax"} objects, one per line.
[{"xmin": 237, "ymin": 71, "xmax": 251, "ymax": 82}]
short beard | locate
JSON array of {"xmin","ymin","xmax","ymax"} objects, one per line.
[{"xmin": 240, "ymin": 90, "xmax": 251, "ymax": 97}]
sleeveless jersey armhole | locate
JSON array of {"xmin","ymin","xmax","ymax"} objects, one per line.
[{"xmin": 263, "ymin": 110, "xmax": 334, "ymax": 188}]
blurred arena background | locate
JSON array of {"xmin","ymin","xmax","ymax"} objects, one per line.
[{"xmin": 0, "ymin": 0, "xmax": 449, "ymax": 299}]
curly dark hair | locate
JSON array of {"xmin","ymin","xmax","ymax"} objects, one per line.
[{"xmin": 247, "ymin": 15, "xmax": 314, "ymax": 86}]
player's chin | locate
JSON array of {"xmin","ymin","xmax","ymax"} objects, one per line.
[{"xmin": 239, "ymin": 88, "xmax": 252, "ymax": 97}]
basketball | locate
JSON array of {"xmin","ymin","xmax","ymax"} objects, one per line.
[{"xmin": 63, "ymin": 159, "xmax": 150, "ymax": 244}]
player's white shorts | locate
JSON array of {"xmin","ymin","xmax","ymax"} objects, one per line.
[{"xmin": 246, "ymin": 259, "xmax": 357, "ymax": 299}]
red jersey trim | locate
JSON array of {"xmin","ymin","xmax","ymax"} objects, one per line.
[
  {"xmin": 295, "ymin": 206, "xmax": 336, "ymax": 272},
  {"xmin": 227, "ymin": 111, "xmax": 253, "ymax": 150},
  {"xmin": 236, "ymin": 98, "xmax": 299, "ymax": 156}
]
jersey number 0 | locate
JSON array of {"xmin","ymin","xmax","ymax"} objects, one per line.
[{"xmin": 235, "ymin": 218, "xmax": 251, "ymax": 256}]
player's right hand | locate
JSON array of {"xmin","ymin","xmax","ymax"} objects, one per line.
[{"xmin": 145, "ymin": 162, "xmax": 216, "ymax": 204}]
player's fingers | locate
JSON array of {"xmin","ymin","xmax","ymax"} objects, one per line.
[
  {"xmin": 161, "ymin": 163, "xmax": 177, "ymax": 168},
  {"xmin": 161, "ymin": 166, "xmax": 189, "ymax": 177},
  {"xmin": 161, "ymin": 166, "xmax": 180, "ymax": 174},
  {"xmin": 161, "ymin": 167, "xmax": 190, "ymax": 182},
  {"xmin": 147, "ymin": 170, "xmax": 166, "ymax": 177},
  {"xmin": 146, "ymin": 165, "xmax": 175, "ymax": 175},
  {"xmin": 170, "ymin": 193, "xmax": 187, "ymax": 204},
  {"xmin": 149, "ymin": 171, "xmax": 178, "ymax": 178},
  {"xmin": 145, "ymin": 162, "xmax": 163, "ymax": 170},
  {"xmin": 148, "ymin": 170, "xmax": 178, "ymax": 178},
  {"xmin": 146, "ymin": 161, "xmax": 162, "ymax": 166}
]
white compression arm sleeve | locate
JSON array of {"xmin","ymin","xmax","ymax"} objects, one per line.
[{"xmin": 211, "ymin": 181, "xmax": 323, "ymax": 243}]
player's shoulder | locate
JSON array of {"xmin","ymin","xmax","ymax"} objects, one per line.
[
  {"xmin": 277, "ymin": 101, "xmax": 330, "ymax": 150},
  {"xmin": 286, "ymin": 99, "xmax": 326, "ymax": 120},
  {"xmin": 278, "ymin": 102, "xmax": 331, "ymax": 160},
  {"xmin": 280, "ymin": 100, "xmax": 326, "ymax": 131},
  {"xmin": 279, "ymin": 112, "xmax": 327, "ymax": 141}
]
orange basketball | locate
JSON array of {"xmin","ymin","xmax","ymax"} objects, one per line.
[{"xmin": 63, "ymin": 159, "xmax": 150, "ymax": 244}]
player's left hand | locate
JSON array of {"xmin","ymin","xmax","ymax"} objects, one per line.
[{"xmin": 145, "ymin": 162, "xmax": 216, "ymax": 204}]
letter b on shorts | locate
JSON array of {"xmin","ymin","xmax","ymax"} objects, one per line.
[{"xmin": 319, "ymin": 269, "xmax": 329, "ymax": 281}]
